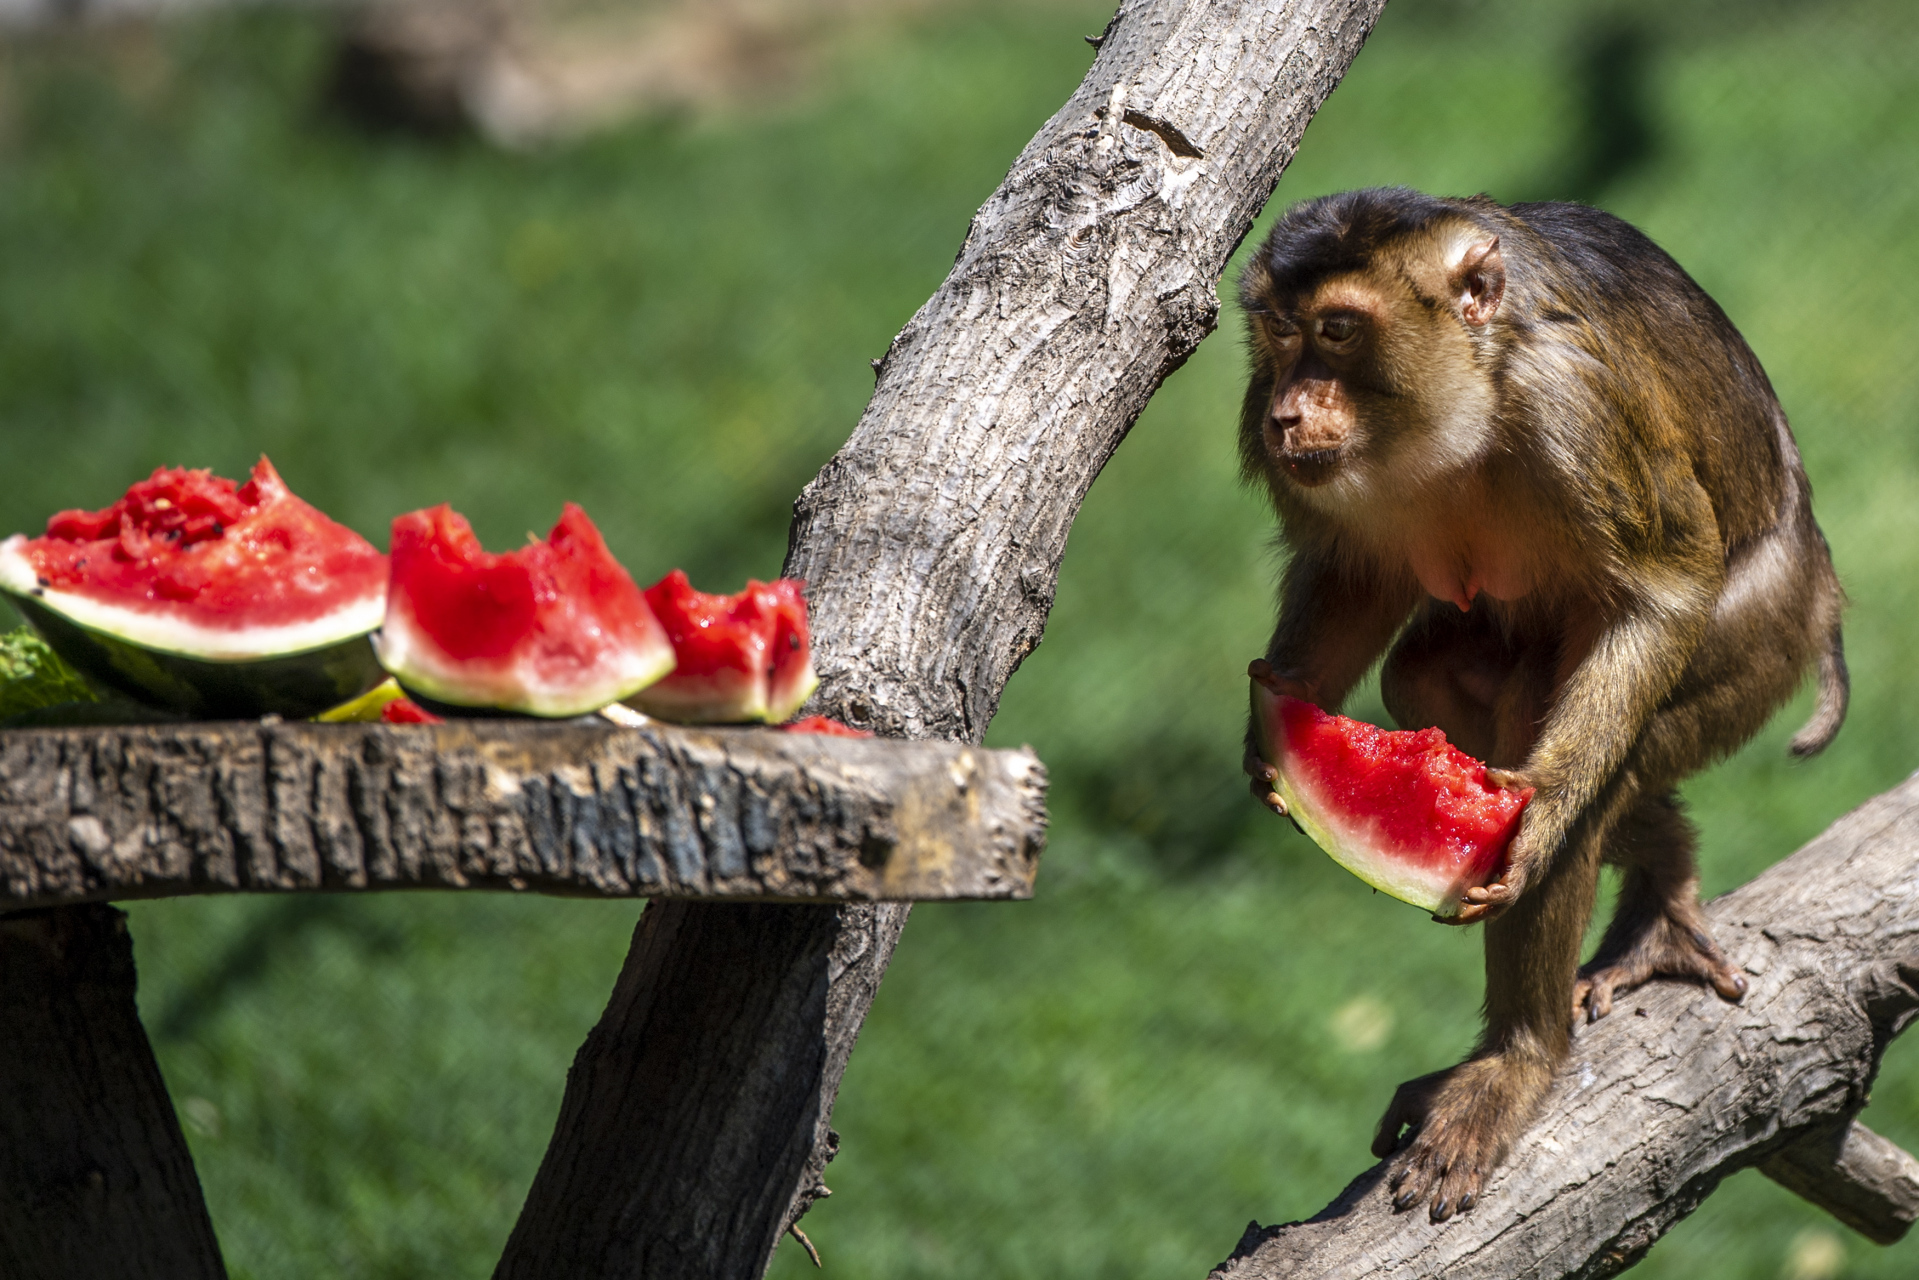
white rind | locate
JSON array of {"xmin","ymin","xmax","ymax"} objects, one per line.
[
  {"xmin": 0, "ymin": 536, "xmax": 384, "ymax": 661},
  {"xmin": 1276, "ymin": 766, "xmax": 1478, "ymax": 918},
  {"xmin": 374, "ymin": 614, "xmax": 677, "ymax": 719}
]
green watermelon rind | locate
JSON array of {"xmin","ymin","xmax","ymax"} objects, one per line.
[
  {"xmin": 1270, "ymin": 761, "xmax": 1479, "ymax": 918},
  {"xmin": 0, "ymin": 536, "xmax": 386, "ymax": 662},
  {"xmin": 4, "ymin": 591, "xmax": 385, "ymax": 720},
  {"xmin": 628, "ymin": 662, "xmax": 820, "ymax": 725},
  {"xmin": 375, "ymin": 627, "xmax": 676, "ymax": 720},
  {"xmin": 1258, "ymin": 688, "xmax": 1519, "ymax": 919}
]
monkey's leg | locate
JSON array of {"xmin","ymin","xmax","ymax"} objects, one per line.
[
  {"xmin": 1574, "ymin": 792, "xmax": 1748, "ymax": 1022},
  {"xmin": 1379, "ymin": 604, "xmax": 1515, "ymax": 762},
  {"xmin": 1374, "ymin": 818, "xmax": 1606, "ymax": 1222}
]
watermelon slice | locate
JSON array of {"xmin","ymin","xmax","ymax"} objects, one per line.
[
  {"xmin": 1253, "ymin": 682, "xmax": 1533, "ymax": 918},
  {"xmin": 624, "ymin": 569, "xmax": 818, "ymax": 724},
  {"xmin": 374, "ymin": 502, "xmax": 675, "ymax": 717},
  {"xmin": 0, "ymin": 458, "xmax": 388, "ymax": 718}
]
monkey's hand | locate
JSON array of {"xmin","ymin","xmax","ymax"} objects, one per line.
[
  {"xmin": 1441, "ymin": 767, "xmax": 1537, "ymax": 925},
  {"xmin": 1244, "ymin": 749, "xmax": 1288, "ymax": 816},
  {"xmin": 1247, "ymin": 658, "xmax": 1315, "ymax": 702},
  {"xmin": 1245, "ymin": 659, "xmax": 1317, "ymax": 818}
]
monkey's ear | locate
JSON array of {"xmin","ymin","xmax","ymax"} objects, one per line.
[{"xmin": 1452, "ymin": 237, "xmax": 1505, "ymax": 327}]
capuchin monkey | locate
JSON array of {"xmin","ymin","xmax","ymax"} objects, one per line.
[{"xmin": 1237, "ymin": 188, "xmax": 1847, "ymax": 1223}]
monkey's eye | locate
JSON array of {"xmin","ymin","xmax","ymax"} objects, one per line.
[{"xmin": 1317, "ymin": 313, "xmax": 1361, "ymax": 346}]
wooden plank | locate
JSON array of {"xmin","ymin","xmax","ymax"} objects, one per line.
[{"xmin": 0, "ymin": 720, "xmax": 1046, "ymax": 908}]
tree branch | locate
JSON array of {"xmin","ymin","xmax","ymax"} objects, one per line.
[
  {"xmin": 496, "ymin": 2, "xmax": 1390, "ymax": 1276},
  {"xmin": 1213, "ymin": 776, "xmax": 1919, "ymax": 1279}
]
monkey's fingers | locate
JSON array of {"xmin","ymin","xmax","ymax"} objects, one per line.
[
  {"xmin": 1484, "ymin": 766, "xmax": 1533, "ymax": 793},
  {"xmin": 1247, "ymin": 660, "xmax": 1314, "ymax": 702},
  {"xmin": 1445, "ymin": 882, "xmax": 1516, "ymax": 926},
  {"xmin": 1248, "ymin": 777, "xmax": 1289, "ymax": 816}
]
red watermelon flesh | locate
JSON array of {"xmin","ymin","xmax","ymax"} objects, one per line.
[
  {"xmin": 381, "ymin": 697, "xmax": 443, "ymax": 725},
  {"xmin": 1254, "ymin": 684, "xmax": 1532, "ymax": 918},
  {"xmin": 375, "ymin": 503, "xmax": 675, "ymax": 717},
  {"xmin": 782, "ymin": 715, "xmax": 870, "ymax": 737},
  {"xmin": 625, "ymin": 569, "xmax": 818, "ymax": 724},
  {"xmin": 0, "ymin": 458, "xmax": 386, "ymax": 659}
]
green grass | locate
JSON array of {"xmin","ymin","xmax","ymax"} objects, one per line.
[{"xmin": 2, "ymin": 0, "xmax": 1916, "ymax": 1276}]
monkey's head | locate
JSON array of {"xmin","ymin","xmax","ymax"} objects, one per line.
[{"xmin": 1238, "ymin": 188, "xmax": 1508, "ymax": 513}]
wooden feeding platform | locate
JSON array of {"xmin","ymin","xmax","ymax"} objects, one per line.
[
  {"xmin": 0, "ymin": 719, "xmax": 1048, "ymax": 911},
  {"xmin": 0, "ymin": 717, "xmax": 1047, "ymax": 1279}
]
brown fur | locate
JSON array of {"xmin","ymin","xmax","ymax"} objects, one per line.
[{"xmin": 1238, "ymin": 189, "xmax": 1846, "ymax": 1222}]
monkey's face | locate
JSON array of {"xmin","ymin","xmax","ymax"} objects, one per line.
[
  {"xmin": 1240, "ymin": 227, "xmax": 1506, "ymax": 512},
  {"xmin": 1249, "ymin": 293, "xmax": 1380, "ymax": 489}
]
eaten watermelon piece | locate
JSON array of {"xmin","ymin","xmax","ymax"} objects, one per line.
[
  {"xmin": 1253, "ymin": 681, "xmax": 1532, "ymax": 918},
  {"xmin": 0, "ymin": 458, "xmax": 389, "ymax": 717},
  {"xmin": 625, "ymin": 570, "xmax": 818, "ymax": 724},
  {"xmin": 381, "ymin": 697, "xmax": 443, "ymax": 725},
  {"xmin": 375, "ymin": 502, "xmax": 675, "ymax": 718},
  {"xmin": 782, "ymin": 715, "xmax": 870, "ymax": 738}
]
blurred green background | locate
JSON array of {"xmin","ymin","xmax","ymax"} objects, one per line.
[{"xmin": 2, "ymin": 0, "xmax": 1916, "ymax": 1276}]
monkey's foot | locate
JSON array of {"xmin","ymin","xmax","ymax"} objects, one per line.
[
  {"xmin": 1574, "ymin": 907, "xmax": 1747, "ymax": 1023},
  {"xmin": 1372, "ymin": 1051, "xmax": 1552, "ymax": 1223}
]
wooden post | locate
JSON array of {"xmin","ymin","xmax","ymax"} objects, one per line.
[
  {"xmin": 496, "ymin": 2, "xmax": 1391, "ymax": 1275},
  {"xmin": 0, "ymin": 905, "xmax": 226, "ymax": 1280}
]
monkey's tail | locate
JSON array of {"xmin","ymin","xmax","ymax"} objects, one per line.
[{"xmin": 1790, "ymin": 620, "xmax": 1850, "ymax": 758}]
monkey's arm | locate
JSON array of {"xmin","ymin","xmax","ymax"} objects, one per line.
[
  {"xmin": 1263, "ymin": 546, "xmax": 1419, "ymax": 708},
  {"xmin": 1460, "ymin": 491, "xmax": 1725, "ymax": 921},
  {"xmin": 1245, "ymin": 548, "xmax": 1418, "ymax": 811}
]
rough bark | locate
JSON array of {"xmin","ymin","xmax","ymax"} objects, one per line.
[
  {"xmin": 1762, "ymin": 1121, "xmax": 1919, "ymax": 1246},
  {"xmin": 1212, "ymin": 775, "xmax": 1919, "ymax": 1279},
  {"xmin": 497, "ymin": 2, "xmax": 1390, "ymax": 1276},
  {"xmin": 0, "ymin": 721, "xmax": 1044, "ymax": 909},
  {"xmin": 0, "ymin": 905, "xmax": 226, "ymax": 1280}
]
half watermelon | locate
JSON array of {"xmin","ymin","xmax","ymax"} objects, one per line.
[
  {"xmin": 375, "ymin": 502, "xmax": 675, "ymax": 717},
  {"xmin": 0, "ymin": 458, "xmax": 388, "ymax": 718},
  {"xmin": 624, "ymin": 570, "xmax": 818, "ymax": 724},
  {"xmin": 1253, "ymin": 682, "xmax": 1533, "ymax": 918}
]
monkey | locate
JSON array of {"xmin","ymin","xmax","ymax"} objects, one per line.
[{"xmin": 1235, "ymin": 188, "xmax": 1848, "ymax": 1223}]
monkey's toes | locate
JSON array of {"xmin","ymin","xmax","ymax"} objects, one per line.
[
  {"xmin": 1575, "ymin": 920, "xmax": 1749, "ymax": 1023},
  {"xmin": 1386, "ymin": 1129, "xmax": 1489, "ymax": 1222},
  {"xmin": 1692, "ymin": 928, "xmax": 1750, "ymax": 1003}
]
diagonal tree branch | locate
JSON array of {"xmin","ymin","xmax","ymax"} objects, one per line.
[
  {"xmin": 495, "ymin": 2, "xmax": 1391, "ymax": 1276},
  {"xmin": 1213, "ymin": 776, "xmax": 1919, "ymax": 1279}
]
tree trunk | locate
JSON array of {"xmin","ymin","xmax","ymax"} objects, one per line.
[
  {"xmin": 495, "ymin": 2, "xmax": 1390, "ymax": 1275},
  {"xmin": 0, "ymin": 905, "xmax": 226, "ymax": 1280}
]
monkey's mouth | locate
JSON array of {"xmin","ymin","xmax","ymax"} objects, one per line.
[{"xmin": 1280, "ymin": 449, "xmax": 1342, "ymax": 487}]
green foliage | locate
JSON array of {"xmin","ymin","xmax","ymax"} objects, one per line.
[
  {"xmin": 0, "ymin": 625, "xmax": 99, "ymax": 722},
  {"xmin": 2, "ymin": 0, "xmax": 1915, "ymax": 1277}
]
